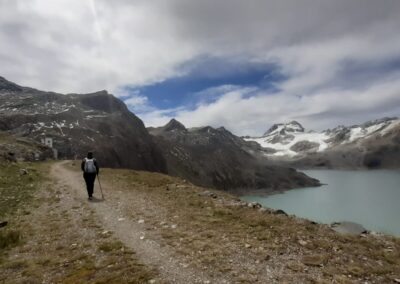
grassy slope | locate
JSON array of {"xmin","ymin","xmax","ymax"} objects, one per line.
[
  {"xmin": 1, "ymin": 160, "xmax": 399, "ymax": 283},
  {"xmin": 0, "ymin": 161, "xmax": 44, "ymax": 250},
  {"xmin": 100, "ymin": 167, "xmax": 400, "ymax": 283},
  {"xmin": 0, "ymin": 161, "xmax": 157, "ymax": 283}
]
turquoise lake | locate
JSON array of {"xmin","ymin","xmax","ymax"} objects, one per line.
[{"xmin": 242, "ymin": 170, "xmax": 400, "ymax": 236}]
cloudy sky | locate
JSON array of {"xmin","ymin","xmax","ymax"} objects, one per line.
[{"xmin": 1, "ymin": 0, "xmax": 400, "ymax": 135}]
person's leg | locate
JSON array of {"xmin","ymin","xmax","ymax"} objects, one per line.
[
  {"xmin": 88, "ymin": 174, "xmax": 96, "ymax": 198},
  {"xmin": 83, "ymin": 173, "xmax": 91, "ymax": 198}
]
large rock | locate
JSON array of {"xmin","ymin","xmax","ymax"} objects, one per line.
[{"xmin": 331, "ymin": 221, "xmax": 368, "ymax": 235}]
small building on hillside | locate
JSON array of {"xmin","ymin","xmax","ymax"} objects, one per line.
[
  {"xmin": 41, "ymin": 137, "xmax": 53, "ymax": 148},
  {"xmin": 40, "ymin": 137, "xmax": 58, "ymax": 159}
]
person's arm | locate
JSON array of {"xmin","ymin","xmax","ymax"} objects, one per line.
[
  {"xmin": 94, "ymin": 159, "xmax": 99, "ymax": 175},
  {"xmin": 81, "ymin": 159, "xmax": 85, "ymax": 172}
]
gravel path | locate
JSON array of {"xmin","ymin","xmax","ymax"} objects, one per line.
[{"xmin": 52, "ymin": 161, "xmax": 222, "ymax": 284}]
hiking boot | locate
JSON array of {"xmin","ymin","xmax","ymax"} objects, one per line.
[{"xmin": 88, "ymin": 196, "xmax": 93, "ymax": 201}]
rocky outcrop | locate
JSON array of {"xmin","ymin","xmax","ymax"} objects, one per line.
[
  {"xmin": 290, "ymin": 141, "xmax": 320, "ymax": 153},
  {"xmin": 0, "ymin": 76, "xmax": 166, "ymax": 172},
  {"xmin": 149, "ymin": 119, "xmax": 320, "ymax": 191},
  {"xmin": 264, "ymin": 121, "xmax": 305, "ymax": 136},
  {"xmin": 0, "ymin": 132, "xmax": 53, "ymax": 162}
]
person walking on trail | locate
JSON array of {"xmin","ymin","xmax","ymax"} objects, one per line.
[{"xmin": 81, "ymin": 152, "xmax": 99, "ymax": 200}]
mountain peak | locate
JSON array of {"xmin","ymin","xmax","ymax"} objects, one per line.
[
  {"xmin": 263, "ymin": 121, "xmax": 304, "ymax": 136},
  {"xmin": 163, "ymin": 119, "xmax": 186, "ymax": 132},
  {"xmin": 0, "ymin": 76, "xmax": 23, "ymax": 92}
]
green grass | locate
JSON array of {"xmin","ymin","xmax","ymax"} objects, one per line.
[
  {"xmin": 98, "ymin": 241, "xmax": 124, "ymax": 252},
  {"xmin": 102, "ymin": 167, "xmax": 400, "ymax": 283},
  {"xmin": 0, "ymin": 230, "xmax": 21, "ymax": 250},
  {"xmin": 0, "ymin": 161, "xmax": 47, "ymax": 257},
  {"xmin": 0, "ymin": 162, "xmax": 46, "ymax": 219}
]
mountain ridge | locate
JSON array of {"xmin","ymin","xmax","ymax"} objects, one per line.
[
  {"xmin": 245, "ymin": 117, "xmax": 400, "ymax": 169},
  {"xmin": 0, "ymin": 76, "xmax": 167, "ymax": 172},
  {"xmin": 0, "ymin": 76, "xmax": 319, "ymax": 192},
  {"xmin": 149, "ymin": 119, "xmax": 320, "ymax": 191}
]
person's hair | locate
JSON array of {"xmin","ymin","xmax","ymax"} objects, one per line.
[{"xmin": 87, "ymin": 152, "xmax": 93, "ymax": 159}]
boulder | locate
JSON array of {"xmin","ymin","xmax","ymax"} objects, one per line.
[{"xmin": 331, "ymin": 221, "xmax": 368, "ymax": 235}]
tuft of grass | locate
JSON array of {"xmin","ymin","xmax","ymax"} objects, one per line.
[
  {"xmin": 302, "ymin": 254, "xmax": 328, "ymax": 267},
  {"xmin": 3, "ymin": 259, "xmax": 29, "ymax": 270},
  {"xmin": 98, "ymin": 241, "xmax": 123, "ymax": 252},
  {"xmin": 287, "ymin": 261, "xmax": 305, "ymax": 272},
  {"xmin": 0, "ymin": 230, "xmax": 21, "ymax": 249}
]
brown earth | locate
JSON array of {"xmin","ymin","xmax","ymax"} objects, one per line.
[{"xmin": 1, "ymin": 161, "xmax": 399, "ymax": 283}]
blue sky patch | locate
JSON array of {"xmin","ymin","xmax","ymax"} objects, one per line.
[{"xmin": 123, "ymin": 56, "xmax": 285, "ymax": 110}]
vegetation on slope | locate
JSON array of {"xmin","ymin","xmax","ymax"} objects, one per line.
[
  {"xmin": 100, "ymin": 167, "xmax": 400, "ymax": 283},
  {"xmin": 1, "ymin": 159, "xmax": 399, "ymax": 283},
  {"xmin": 0, "ymin": 161, "xmax": 157, "ymax": 283}
]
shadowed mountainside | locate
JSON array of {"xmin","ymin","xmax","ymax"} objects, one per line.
[
  {"xmin": 0, "ymin": 76, "xmax": 166, "ymax": 172},
  {"xmin": 149, "ymin": 119, "xmax": 320, "ymax": 192},
  {"xmin": 0, "ymin": 76, "xmax": 320, "ymax": 192}
]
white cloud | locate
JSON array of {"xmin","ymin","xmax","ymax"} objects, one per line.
[
  {"xmin": 0, "ymin": 0, "xmax": 200, "ymax": 93},
  {"xmin": 124, "ymin": 94, "xmax": 148, "ymax": 108},
  {"xmin": 1, "ymin": 0, "xmax": 400, "ymax": 134},
  {"xmin": 141, "ymin": 72, "xmax": 400, "ymax": 136}
]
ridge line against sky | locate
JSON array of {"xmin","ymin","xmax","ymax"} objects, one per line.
[{"xmin": 1, "ymin": 0, "xmax": 400, "ymax": 136}]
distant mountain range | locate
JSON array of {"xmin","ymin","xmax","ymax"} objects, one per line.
[
  {"xmin": 0, "ymin": 76, "xmax": 319, "ymax": 192},
  {"xmin": 148, "ymin": 119, "xmax": 319, "ymax": 191},
  {"xmin": 245, "ymin": 118, "xmax": 400, "ymax": 169}
]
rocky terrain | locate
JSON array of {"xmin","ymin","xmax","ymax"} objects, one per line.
[
  {"xmin": 148, "ymin": 119, "xmax": 320, "ymax": 192},
  {"xmin": 0, "ymin": 76, "xmax": 166, "ymax": 172},
  {"xmin": 0, "ymin": 76, "xmax": 321, "ymax": 192},
  {"xmin": 0, "ymin": 131, "xmax": 53, "ymax": 162},
  {"xmin": 245, "ymin": 118, "xmax": 400, "ymax": 169}
]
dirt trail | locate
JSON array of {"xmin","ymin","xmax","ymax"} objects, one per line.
[{"xmin": 51, "ymin": 161, "xmax": 222, "ymax": 284}]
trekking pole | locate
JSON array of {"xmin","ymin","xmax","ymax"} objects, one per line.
[{"xmin": 97, "ymin": 174, "xmax": 105, "ymax": 200}]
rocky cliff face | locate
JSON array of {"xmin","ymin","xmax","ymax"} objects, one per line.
[
  {"xmin": 0, "ymin": 76, "xmax": 166, "ymax": 172},
  {"xmin": 149, "ymin": 119, "xmax": 320, "ymax": 192}
]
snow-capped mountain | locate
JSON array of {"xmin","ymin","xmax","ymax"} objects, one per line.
[
  {"xmin": 246, "ymin": 121, "xmax": 331, "ymax": 156},
  {"xmin": 324, "ymin": 117, "xmax": 399, "ymax": 145},
  {"xmin": 245, "ymin": 117, "xmax": 400, "ymax": 168}
]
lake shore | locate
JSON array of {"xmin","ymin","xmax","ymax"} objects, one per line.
[{"xmin": 241, "ymin": 169, "xmax": 400, "ymax": 236}]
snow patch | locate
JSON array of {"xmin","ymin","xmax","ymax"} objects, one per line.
[
  {"xmin": 246, "ymin": 132, "xmax": 330, "ymax": 157},
  {"xmin": 381, "ymin": 119, "xmax": 400, "ymax": 136}
]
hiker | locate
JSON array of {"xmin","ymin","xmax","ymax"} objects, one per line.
[{"xmin": 81, "ymin": 152, "xmax": 99, "ymax": 200}]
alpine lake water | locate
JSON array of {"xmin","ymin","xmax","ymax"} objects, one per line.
[{"xmin": 242, "ymin": 170, "xmax": 400, "ymax": 236}]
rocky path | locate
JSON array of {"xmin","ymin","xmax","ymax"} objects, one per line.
[{"xmin": 51, "ymin": 161, "xmax": 222, "ymax": 284}]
